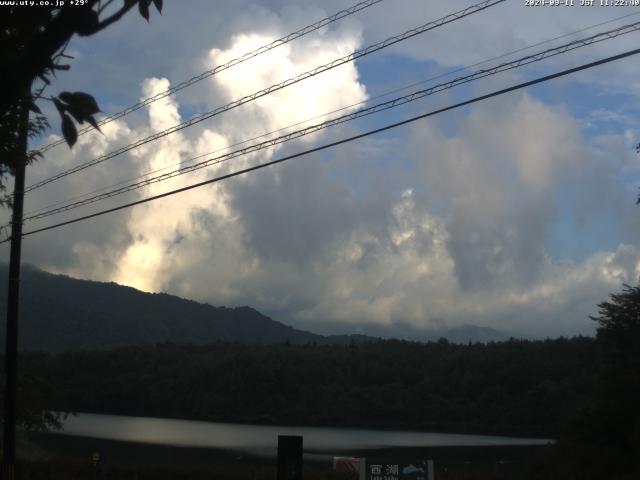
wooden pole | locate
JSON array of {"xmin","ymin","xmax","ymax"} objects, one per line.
[{"xmin": 2, "ymin": 90, "xmax": 29, "ymax": 480}]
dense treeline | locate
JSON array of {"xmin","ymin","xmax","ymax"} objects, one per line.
[
  {"xmin": 17, "ymin": 337, "xmax": 597, "ymax": 437},
  {"xmin": 527, "ymin": 284, "xmax": 640, "ymax": 480}
]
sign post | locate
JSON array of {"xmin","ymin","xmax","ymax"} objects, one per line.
[{"xmin": 277, "ymin": 435, "xmax": 302, "ymax": 480}]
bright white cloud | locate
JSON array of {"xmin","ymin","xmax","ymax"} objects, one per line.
[
  {"xmin": 110, "ymin": 14, "xmax": 368, "ymax": 294},
  {"xmin": 3, "ymin": 1, "xmax": 639, "ymax": 341}
]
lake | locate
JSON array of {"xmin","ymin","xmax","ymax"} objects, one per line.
[{"xmin": 56, "ymin": 413, "xmax": 552, "ymax": 456}]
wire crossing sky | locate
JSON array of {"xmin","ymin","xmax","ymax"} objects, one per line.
[
  {"xmin": 6, "ymin": 0, "xmax": 640, "ymax": 339},
  {"xmin": 19, "ymin": 20, "xmax": 640, "ymax": 224},
  {"xmin": 36, "ymin": 0, "xmax": 387, "ymax": 154},
  {"xmin": 5, "ymin": 46, "xmax": 639, "ymax": 243},
  {"xmin": 25, "ymin": 0, "xmax": 505, "ymax": 194},
  {"xmin": 22, "ymin": 8, "xmax": 640, "ymax": 221}
]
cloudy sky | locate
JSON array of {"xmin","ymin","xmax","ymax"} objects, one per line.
[{"xmin": 3, "ymin": 0, "xmax": 640, "ymax": 338}]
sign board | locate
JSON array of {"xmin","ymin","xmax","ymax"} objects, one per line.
[
  {"xmin": 333, "ymin": 456, "xmax": 364, "ymax": 474},
  {"xmin": 362, "ymin": 459, "xmax": 434, "ymax": 480}
]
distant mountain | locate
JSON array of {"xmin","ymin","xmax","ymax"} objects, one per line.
[
  {"xmin": 0, "ymin": 264, "xmax": 377, "ymax": 352},
  {"xmin": 296, "ymin": 319, "xmax": 509, "ymax": 344},
  {"xmin": 442, "ymin": 324, "xmax": 509, "ymax": 343},
  {"xmin": 0, "ymin": 264, "xmax": 507, "ymax": 351}
]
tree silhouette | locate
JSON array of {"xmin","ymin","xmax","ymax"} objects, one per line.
[
  {"xmin": 557, "ymin": 284, "xmax": 640, "ymax": 478},
  {"xmin": 590, "ymin": 284, "xmax": 640, "ymax": 457},
  {"xmin": 0, "ymin": 0, "xmax": 163, "ymax": 439},
  {"xmin": 0, "ymin": 0, "xmax": 163, "ymax": 205}
]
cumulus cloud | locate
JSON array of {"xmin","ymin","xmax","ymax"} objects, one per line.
[
  {"xmin": 5, "ymin": 112, "xmax": 140, "ymax": 280},
  {"xmin": 109, "ymin": 10, "xmax": 368, "ymax": 294},
  {"xmin": 411, "ymin": 95, "xmax": 585, "ymax": 290},
  {"xmin": 3, "ymin": 1, "xmax": 639, "ymax": 340},
  {"xmin": 350, "ymin": 0, "xmax": 640, "ymax": 92},
  {"xmin": 107, "ymin": 84, "xmax": 640, "ymax": 338}
]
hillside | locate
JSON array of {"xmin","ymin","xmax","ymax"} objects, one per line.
[
  {"xmin": 0, "ymin": 264, "xmax": 340, "ymax": 351},
  {"xmin": 0, "ymin": 264, "xmax": 508, "ymax": 351}
]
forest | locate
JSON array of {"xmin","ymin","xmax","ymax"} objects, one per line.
[
  {"xmin": 13, "ymin": 337, "xmax": 597, "ymax": 438},
  {"xmin": 3, "ymin": 284, "xmax": 639, "ymax": 478}
]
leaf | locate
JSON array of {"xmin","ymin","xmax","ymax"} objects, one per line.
[
  {"xmin": 52, "ymin": 98, "xmax": 65, "ymax": 115},
  {"xmin": 58, "ymin": 92, "xmax": 101, "ymax": 127},
  {"xmin": 37, "ymin": 73, "xmax": 50, "ymax": 85},
  {"xmin": 61, "ymin": 113, "xmax": 77, "ymax": 148},
  {"xmin": 58, "ymin": 92, "xmax": 74, "ymax": 104},
  {"xmin": 65, "ymin": 108, "xmax": 85, "ymax": 125},
  {"xmin": 28, "ymin": 150, "xmax": 44, "ymax": 162},
  {"xmin": 139, "ymin": 0, "xmax": 150, "ymax": 21},
  {"xmin": 29, "ymin": 102, "xmax": 41, "ymax": 114},
  {"xmin": 86, "ymin": 115, "xmax": 102, "ymax": 133},
  {"xmin": 152, "ymin": 0, "xmax": 162, "ymax": 13},
  {"xmin": 75, "ymin": 9, "xmax": 100, "ymax": 36},
  {"xmin": 67, "ymin": 91, "xmax": 101, "ymax": 115}
]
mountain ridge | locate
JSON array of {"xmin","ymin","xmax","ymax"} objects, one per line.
[
  {"xmin": 0, "ymin": 263, "xmax": 506, "ymax": 351},
  {"xmin": 0, "ymin": 264, "xmax": 339, "ymax": 351}
]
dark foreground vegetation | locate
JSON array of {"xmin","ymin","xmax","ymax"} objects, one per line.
[
  {"xmin": 17, "ymin": 337, "xmax": 595, "ymax": 437},
  {"xmin": 2, "ymin": 284, "xmax": 639, "ymax": 479},
  {"xmin": 13, "ymin": 457, "xmax": 512, "ymax": 480},
  {"xmin": 16, "ymin": 458, "xmax": 353, "ymax": 480},
  {"xmin": 23, "ymin": 433, "xmax": 543, "ymax": 480}
]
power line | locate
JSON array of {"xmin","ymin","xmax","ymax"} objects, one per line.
[
  {"xmin": 4, "ymin": 46, "xmax": 638, "ymax": 244},
  {"xmin": 20, "ymin": 20, "xmax": 640, "ymax": 223},
  {"xmin": 23, "ymin": 20, "xmax": 640, "ymax": 220},
  {"xmin": 23, "ymin": 9, "xmax": 640, "ymax": 219},
  {"xmin": 36, "ymin": 0, "xmax": 386, "ymax": 154},
  {"xmin": 373, "ymin": 10, "xmax": 640, "ymax": 102},
  {"xmin": 24, "ymin": 0, "xmax": 505, "ymax": 194}
]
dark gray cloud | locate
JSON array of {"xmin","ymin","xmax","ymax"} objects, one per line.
[{"xmin": 2, "ymin": 1, "xmax": 639, "ymax": 340}]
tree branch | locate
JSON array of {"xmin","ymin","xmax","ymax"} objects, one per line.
[
  {"xmin": 1, "ymin": 1, "xmax": 101, "ymax": 113},
  {"xmin": 97, "ymin": 0, "xmax": 117, "ymax": 15},
  {"xmin": 91, "ymin": 0, "xmax": 137, "ymax": 34}
]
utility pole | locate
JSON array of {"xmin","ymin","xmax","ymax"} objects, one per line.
[{"xmin": 2, "ymin": 90, "xmax": 30, "ymax": 480}]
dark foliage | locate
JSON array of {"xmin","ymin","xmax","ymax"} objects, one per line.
[
  {"xmin": 17, "ymin": 458, "xmax": 355, "ymax": 480},
  {"xmin": 528, "ymin": 284, "xmax": 640, "ymax": 480},
  {"xmin": 1, "ymin": 0, "xmax": 162, "ymax": 435},
  {"xmin": 0, "ymin": 0, "xmax": 163, "ymax": 204},
  {"xmin": 15, "ymin": 337, "xmax": 597, "ymax": 438},
  {"xmin": 0, "ymin": 361, "xmax": 64, "ymax": 432}
]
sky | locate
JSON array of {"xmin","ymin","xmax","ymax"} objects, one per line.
[{"xmin": 3, "ymin": 0, "xmax": 640, "ymax": 339}]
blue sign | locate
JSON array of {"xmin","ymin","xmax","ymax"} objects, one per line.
[{"xmin": 364, "ymin": 459, "xmax": 434, "ymax": 480}]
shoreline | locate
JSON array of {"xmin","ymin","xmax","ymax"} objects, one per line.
[
  {"xmin": 56, "ymin": 410, "xmax": 556, "ymax": 439},
  {"xmin": 26, "ymin": 431, "xmax": 550, "ymax": 478},
  {"xmin": 57, "ymin": 411, "xmax": 555, "ymax": 446}
]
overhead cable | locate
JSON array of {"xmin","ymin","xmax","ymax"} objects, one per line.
[
  {"xmin": 24, "ymin": 0, "xmax": 505, "ymax": 194},
  {"xmin": 3, "ymin": 46, "xmax": 638, "ymax": 244},
  {"xmin": 36, "ymin": 0, "xmax": 386, "ymax": 154},
  {"xmin": 24, "ymin": 8, "xmax": 640, "ymax": 218},
  {"xmin": 21, "ymin": 20, "xmax": 640, "ymax": 222}
]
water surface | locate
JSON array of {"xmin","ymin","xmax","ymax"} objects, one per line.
[{"xmin": 58, "ymin": 413, "xmax": 552, "ymax": 455}]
